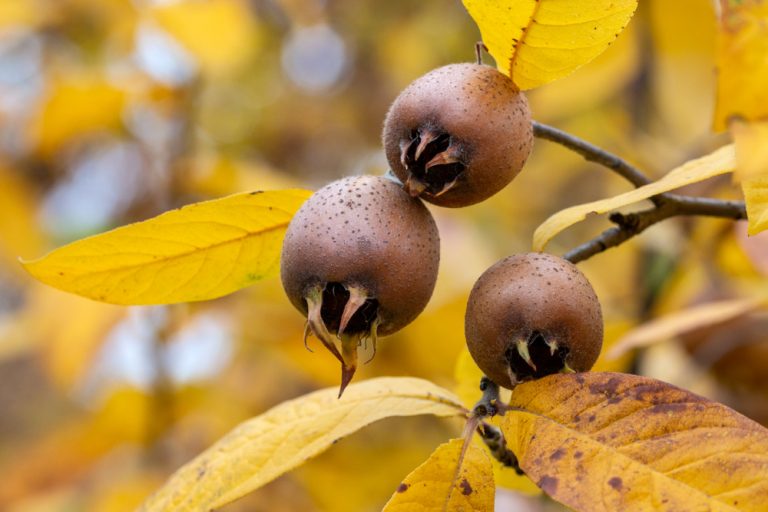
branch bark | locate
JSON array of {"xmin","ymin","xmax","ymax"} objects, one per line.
[{"xmin": 532, "ymin": 121, "xmax": 747, "ymax": 263}]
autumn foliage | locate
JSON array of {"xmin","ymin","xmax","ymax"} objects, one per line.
[{"xmin": 3, "ymin": 1, "xmax": 768, "ymax": 511}]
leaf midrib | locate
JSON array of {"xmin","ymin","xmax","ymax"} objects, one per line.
[{"xmin": 508, "ymin": 0, "xmax": 543, "ymax": 80}]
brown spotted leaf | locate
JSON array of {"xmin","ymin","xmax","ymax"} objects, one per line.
[
  {"xmin": 502, "ymin": 372, "xmax": 768, "ymax": 511},
  {"xmin": 382, "ymin": 438, "xmax": 494, "ymax": 512}
]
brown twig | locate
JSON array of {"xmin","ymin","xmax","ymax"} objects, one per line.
[
  {"xmin": 563, "ymin": 198, "xmax": 746, "ymax": 264},
  {"xmin": 532, "ymin": 121, "xmax": 654, "ymax": 191},
  {"xmin": 532, "ymin": 121, "xmax": 747, "ymax": 263}
]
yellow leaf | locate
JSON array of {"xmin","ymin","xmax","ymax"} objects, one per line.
[
  {"xmin": 529, "ymin": 19, "xmax": 640, "ymax": 119},
  {"xmin": 532, "ymin": 144, "xmax": 736, "ymax": 252},
  {"xmin": 733, "ymin": 121, "xmax": 768, "ymax": 234},
  {"xmin": 382, "ymin": 438, "xmax": 494, "ymax": 512},
  {"xmin": 31, "ymin": 73, "xmax": 126, "ymax": 157},
  {"xmin": 503, "ymin": 372, "xmax": 768, "ymax": 511},
  {"xmin": 462, "ymin": 0, "xmax": 638, "ymax": 90},
  {"xmin": 743, "ymin": 175, "xmax": 768, "ymax": 235},
  {"xmin": 140, "ymin": 377, "xmax": 465, "ymax": 511},
  {"xmin": 714, "ymin": 0, "xmax": 768, "ymax": 130},
  {"xmin": 733, "ymin": 120, "xmax": 768, "ymax": 182},
  {"xmin": 23, "ymin": 189, "xmax": 312, "ymax": 305},
  {"xmin": 152, "ymin": 0, "xmax": 257, "ymax": 76},
  {"xmin": 608, "ymin": 298, "xmax": 765, "ymax": 359}
]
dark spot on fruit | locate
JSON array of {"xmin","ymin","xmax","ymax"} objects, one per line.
[
  {"xmin": 574, "ymin": 451, "xmax": 583, "ymax": 459},
  {"xmin": 249, "ymin": 190, "xmax": 263, "ymax": 195},
  {"xmin": 608, "ymin": 477, "xmax": 623, "ymax": 491},
  {"xmin": 459, "ymin": 478, "xmax": 472, "ymax": 495},
  {"xmin": 397, "ymin": 483, "xmax": 409, "ymax": 493}
]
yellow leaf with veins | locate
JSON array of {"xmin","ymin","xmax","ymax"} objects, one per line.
[
  {"xmin": 139, "ymin": 377, "xmax": 465, "ymax": 511},
  {"xmin": 503, "ymin": 372, "xmax": 768, "ymax": 511},
  {"xmin": 23, "ymin": 189, "xmax": 311, "ymax": 305},
  {"xmin": 462, "ymin": 0, "xmax": 638, "ymax": 90},
  {"xmin": 382, "ymin": 438, "xmax": 494, "ymax": 512}
]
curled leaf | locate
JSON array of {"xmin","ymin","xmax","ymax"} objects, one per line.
[{"xmin": 532, "ymin": 144, "xmax": 736, "ymax": 252}]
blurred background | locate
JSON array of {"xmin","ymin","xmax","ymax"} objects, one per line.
[{"xmin": 0, "ymin": 0, "xmax": 766, "ymax": 510}]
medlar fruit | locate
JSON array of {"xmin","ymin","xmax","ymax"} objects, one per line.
[
  {"xmin": 281, "ymin": 175, "xmax": 440, "ymax": 396},
  {"xmin": 382, "ymin": 63, "xmax": 533, "ymax": 207},
  {"xmin": 465, "ymin": 252, "xmax": 603, "ymax": 389}
]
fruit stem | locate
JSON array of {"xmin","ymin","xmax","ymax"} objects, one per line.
[
  {"xmin": 474, "ymin": 41, "xmax": 488, "ymax": 65},
  {"xmin": 471, "ymin": 376, "xmax": 507, "ymax": 418}
]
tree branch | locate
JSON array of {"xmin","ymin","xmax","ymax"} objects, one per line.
[
  {"xmin": 532, "ymin": 121, "xmax": 747, "ymax": 263},
  {"xmin": 532, "ymin": 121, "xmax": 654, "ymax": 190},
  {"xmin": 563, "ymin": 197, "xmax": 747, "ymax": 264}
]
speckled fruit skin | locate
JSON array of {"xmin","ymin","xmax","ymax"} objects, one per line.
[
  {"xmin": 280, "ymin": 175, "xmax": 440, "ymax": 336},
  {"xmin": 465, "ymin": 253, "xmax": 603, "ymax": 389},
  {"xmin": 383, "ymin": 63, "xmax": 533, "ymax": 208}
]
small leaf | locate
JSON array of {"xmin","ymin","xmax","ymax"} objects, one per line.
[
  {"xmin": 532, "ymin": 144, "xmax": 736, "ymax": 252},
  {"xmin": 382, "ymin": 438, "xmax": 494, "ymax": 512},
  {"xmin": 608, "ymin": 298, "xmax": 765, "ymax": 359},
  {"xmin": 714, "ymin": 0, "xmax": 768, "ymax": 130},
  {"xmin": 140, "ymin": 377, "xmax": 465, "ymax": 511},
  {"xmin": 502, "ymin": 372, "xmax": 768, "ymax": 511},
  {"xmin": 462, "ymin": 0, "xmax": 638, "ymax": 90},
  {"xmin": 23, "ymin": 189, "xmax": 312, "ymax": 305}
]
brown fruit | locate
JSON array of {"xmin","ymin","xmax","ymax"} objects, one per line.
[
  {"xmin": 281, "ymin": 175, "xmax": 440, "ymax": 395},
  {"xmin": 382, "ymin": 63, "xmax": 533, "ymax": 208},
  {"xmin": 465, "ymin": 253, "xmax": 603, "ymax": 389}
]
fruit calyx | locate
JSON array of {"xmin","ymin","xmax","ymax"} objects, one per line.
[
  {"xmin": 305, "ymin": 282, "xmax": 380, "ymax": 397},
  {"xmin": 504, "ymin": 331, "xmax": 573, "ymax": 386},
  {"xmin": 399, "ymin": 127, "xmax": 466, "ymax": 198}
]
